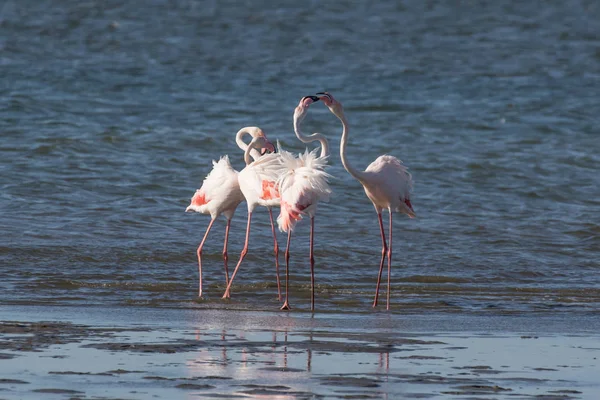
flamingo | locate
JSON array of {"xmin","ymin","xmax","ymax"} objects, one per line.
[
  {"xmin": 186, "ymin": 127, "xmax": 276, "ymax": 298},
  {"xmin": 277, "ymin": 96, "xmax": 332, "ymax": 311},
  {"xmin": 316, "ymin": 92, "xmax": 416, "ymax": 310},
  {"xmin": 221, "ymin": 133, "xmax": 285, "ymax": 299}
]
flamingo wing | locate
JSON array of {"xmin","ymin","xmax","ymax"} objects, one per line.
[
  {"xmin": 364, "ymin": 155, "xmax": 415, "ymax": 217},
  {"xmin": 186, "ymin": 155, "xmax": 239, "ymax": 213},
  {"xmin": 277, "ymin": 150, "xmax": 332, "ymax": 232}
]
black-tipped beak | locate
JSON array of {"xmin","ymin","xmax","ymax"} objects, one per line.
[
  {"xmin": 302, "ymin": 95, "xmax": 320, "ymax": 103},
  {"xmin": 316, "ymin": 92, "xmax": 332, "ymax": 101}
]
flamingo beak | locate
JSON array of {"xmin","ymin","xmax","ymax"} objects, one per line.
[
  {"xmin": 316, "ymin": 92, "xmax": 333, "ymax": 105},
  {"xmin": 300, "ymin": 95, "xmax": 320, "ymax": 107},
  {"xmin": 302, "ymin": 95, "xmax": 320, "ymax": 102},
  {"xmin": 260, "ymin": 141, "xmax": 276, "ymax": 155}
]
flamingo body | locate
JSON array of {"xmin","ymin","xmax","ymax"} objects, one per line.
[
  {"xmin": 362, "ymin": 155, "xmax": 415, "ymax": 217},
  {"xmin": 238, "ymin": 153, "xmax": 282, "ymax": 211},
  {"xmin": 186, "ymin": 155, "xmax": 244, "ymax": 220},
  {"xmin": 277, "ymin": 148, "xmax": 331, "ymax": 232}
]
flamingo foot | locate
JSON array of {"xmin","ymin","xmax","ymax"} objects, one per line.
[
  {"xmin": 280, "ymin": 301, "xmax": 291, "ymax": 311},
  {"xmin": 222, "ymin": 290, "xmax": 230, "ymax": 299}
]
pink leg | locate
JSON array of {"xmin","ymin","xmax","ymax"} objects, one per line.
[
  {"xmin": 280, "ymin": 229, "xmax": 292, "ymax": 310},
  {"xmin": 387, "ymin": 211, "xmax": 393, "ymax": 310},
  {"xmin": 222, "ymin": 212, "xmax": 252, "ymax": 299},
  {"xmin": 222, "ymin": 219, "xmax": 231, "ymax": 286},
  {"xmin": 196, "ymin": 218, "xmax": 216, "ymax": 298},
  {"xmin": 373, "ymin": 213, "xmax": 388, "ymax": 307},
  {"xmin": 268, "ymin": 208, "xmax": 282, "ymax": 300},
  {"xmin": 309, "ymin": 216, "xmax": 315, "ymax": 311}
]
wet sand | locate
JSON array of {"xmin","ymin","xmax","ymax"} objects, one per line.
[{"xmin": 0, "ymin": 306, "xmax": 598, "ymax": 399}]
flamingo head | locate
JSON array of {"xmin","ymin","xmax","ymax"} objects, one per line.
[
  {"xmin": 260, "ymin": 140, "xmax": 276, "ymax": 155},
  {"xmin": 316, "ymin": 92, "xmax": 343, "ymax": 117},
  {"xmin": 294, "ymin": 95, "xmax": 320, "ymax": 124},
  {"xmin": 247, "ymin": 127, "xmax": 276, "ymax": 155}
]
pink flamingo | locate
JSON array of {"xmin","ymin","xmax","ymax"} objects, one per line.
[
  {"xmin": 277, "ymin": 96, "xmax": 332, "ymax": 311},
  {"xmin": 316, "ymin": 92, "xmax": 416, "ymax": 310},
  {"xmin": 221, "ymin": 132, "xmax": 285, "ymax": 299},
  {"xmin": 186, "ymin": 127, "xmax": 276, "ymax": 298}
]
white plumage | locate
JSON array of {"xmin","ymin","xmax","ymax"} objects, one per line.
[
  {"xmin": 186, "ymin": 155, "xmax": 244, "ymax": 219},
  {"xmin": 362, "ymin": 155, "xmax": 415, "ymax": 217},
  {"xmin": 277, "ymin": 148, "xmax": 332, "ymax": 232},
  {"xmin": 238, "ymin": 152, "xmax": 283, "ymax": 211}
]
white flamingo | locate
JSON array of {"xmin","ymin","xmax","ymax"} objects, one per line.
[
  {"xmin": 316, "ymin": 92, "xmax": 416, "ymax": 310},
  {"xmin": 186, "ymin": 127, "xmax": 276, "ymax": 298},
  {"xmin": 277, "ymin": 95, "xmax": 332, "ymax": 311}
]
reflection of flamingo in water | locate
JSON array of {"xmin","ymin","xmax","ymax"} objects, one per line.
[
  {"xmin": 316, "ymin": 92, "xmax": 416, "ymax": 310},
  {"xmin": 186, "ymin": 127, "xmax": 276, "ymax": 298},
  {"xmin": 277, "ymin": 96, "xmax": 331, "ymax": 311},
  {"xmin": 222, "ymin": 132, "xmax": 285, "ymax": 299}
]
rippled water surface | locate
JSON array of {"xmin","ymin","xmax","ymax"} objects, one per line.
[{"xmin": 2, "ymin": 1, "xmax": 599, "ymax": 315}]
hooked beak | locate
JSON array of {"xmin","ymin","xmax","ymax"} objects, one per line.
[
  {"xmin": 260, "ymin": 141, "xmax": 276, "ymax": 155},
  {"xmin": 316, "ymin": 92, "xmax": 334, "ymax": 105},
  {"xmin": 302, "ymin": 95, "xmax": 320, "ymax": 103}
]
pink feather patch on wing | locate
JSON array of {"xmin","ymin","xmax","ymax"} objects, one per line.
[
  {"xmin": 189, "ymin": 190, "xmax": 208, "ymax": 207},
  {"xmin": 279, "ymin": 201, "xmax": 306, "ymax": 232},
  {"xmin": 261, "ymin": 180, "xmax": 280, "ymax": 200}
]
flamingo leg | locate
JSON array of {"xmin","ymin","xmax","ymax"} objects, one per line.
[
  {"xmin": 222, "ymin": 219, "xmax": 231, "ymax": 286},
  {"xmin": 309, "ymin": 216, "xmax": 315, "ymax": 311},
  {"xmin": 268, "ymin": 208, "xmax": 282, "ymax": 300},
  {"xmin": 222, "ymin": 212, "xmax": 252, "ymax": 299},
  {"xmin": 373, "ymin": 213, "xmax": 388, "ymax": 307},
  {"xmin": 196, "ymin": 218, "xmax": 216, "ymax": 298},
  {"xmin": 280, "ymin": 229, "xmax": 292, "ymax": 310},
  {"xmin": 387, "ymin": 211, "xmax": 393, "ymax": 310}
]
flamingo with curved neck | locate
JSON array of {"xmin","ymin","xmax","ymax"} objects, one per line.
[
  {"xmin": 316, "ymin": 92, "xmax": 416, "ymax": 311},
  {"xmin": 276, "ymin": 96, "xmax": 332, "ymax": 311}
]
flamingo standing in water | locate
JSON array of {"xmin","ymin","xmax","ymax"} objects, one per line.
[
  {"xmin": 221, "ymin": 133, "xmax": 285, "ymax": 299},
  {"xmin": 186, "ymin": 127, "xmax": 276, "ymax": 298},
  {"xmin": 277, "ymin": 96, "xmax": 332, "ymax": 311},
  {"xmin": 316, "ymin": 92, "xmax": 416, "ymax": 310}
]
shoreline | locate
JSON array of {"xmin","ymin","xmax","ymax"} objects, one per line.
[{"xmin": 1, "ymin": 305, "xmax": 599, "ymax": 399}]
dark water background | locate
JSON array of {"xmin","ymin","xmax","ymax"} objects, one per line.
[{"xmin": 2, "ymin": 1, "xmax": 599, "ymax": 315}]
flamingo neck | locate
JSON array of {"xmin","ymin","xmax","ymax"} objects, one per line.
[
  {"xmin": 338, "ymin": 112, "xmax": 365, "ymax": 182},
  {"xmin": 243, "ymin": 136, "xmax": 265, "ymax": 166},
  {"xmin": 235, "ymin": 128, "xmax": 262, "ymax": 161},
  {"xmin": 293, "ymin": 116, "xmax": 329, "ymax": 158}
]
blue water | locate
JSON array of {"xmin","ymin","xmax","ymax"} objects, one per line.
[{"xmin": 1, "ymin": 1, "xmax": 599, "ymax": 314}]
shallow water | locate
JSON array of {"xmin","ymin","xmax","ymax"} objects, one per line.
[
  {"xmin": 1, "ymin": 1, "xmax": 599, "ymax": 316},
  {"xmin": 1, "ymin": 308, "xmax": 599, "ymax": 399}
]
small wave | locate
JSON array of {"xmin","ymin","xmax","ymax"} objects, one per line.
[{"xmin": 402, "ymin": 275, "xmax": 472, "ymax": 284}]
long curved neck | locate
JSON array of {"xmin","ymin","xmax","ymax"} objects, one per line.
[
  {"xmin": 337, "ymin": 112, "xmax": 365, "ymax": 182},
  {"xmin": 243, "ymin": 137, "xmax": 262, "ymax": 165},
  {"xmin": 293, "ymin": 117, "xmax": 329, "ymax": 158},
  {"xmin": 235, "ymin": 128, "xmax": 261, "ymax": 161}
]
